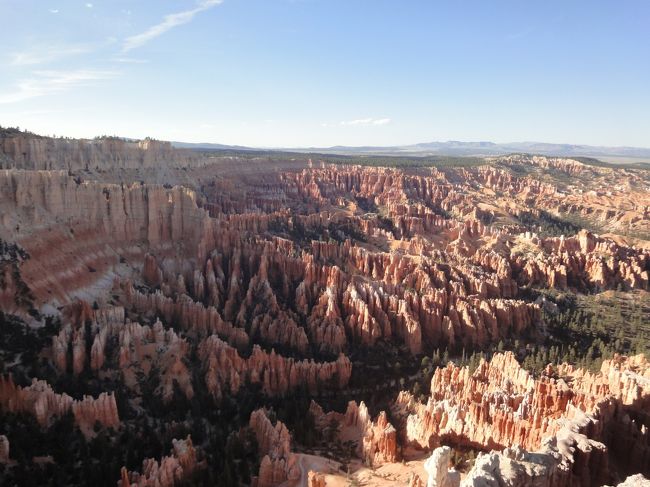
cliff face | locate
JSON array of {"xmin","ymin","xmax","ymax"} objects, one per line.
[
  {"xmin": 0, "ymin": 170, "xmax": 209, "ymax": 246},
  {"xmin": 0, "ymin": 131, "xmax": 205, "ymax": 171},
  {"xmin": 0, "ymin": 169, "xmax": 215, "ymax": 307}
]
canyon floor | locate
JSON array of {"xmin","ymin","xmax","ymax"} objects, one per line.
[{"xmin": 0, "ymin": 128, "xmax": 649, "ymax": 487}]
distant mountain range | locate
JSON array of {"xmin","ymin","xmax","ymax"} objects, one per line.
[{"xmin": 173, "ymin": 140, "xmax": 650, "ymax": 163}]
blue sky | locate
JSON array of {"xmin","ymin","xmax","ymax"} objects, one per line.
[{"xmin": 1, "ymin": 0, "xmax": 648, "ymax": 147}]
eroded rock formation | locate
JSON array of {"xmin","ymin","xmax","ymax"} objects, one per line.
[
  {"xmin": 119, "ymin": 436, "xmax": 198, "ymax": 487},
  {"xmin": 1, "ymin": 129, "xmax": 649, "ymax": 486},
  {"xmin": 0, "ymin": 375, "xmax": 119, "ymax": 438},
  {"xmin": 424, "ymin": 447, "xmax": 459, "ymax": 487},
  {"xmin": 310, "ymin": 400, "xmax": 397, "ymax": 466},
  {"xmin": 394, "ymin": 352, "xmax": 650, "ymax": 486},
  {"xmin": 0, "ymin": 130, "xmax": 205, "ymax": 171},
  {"xmin": 307, "ymin": 470, "xmax": 326, "ymax": 487},
  {"xmin": 249, "ymin": 409, "xmax": 300, "ymax": 487},
  {"xmin": 198, "ymin": 335, "xmax": 351, "ymax": 399}
]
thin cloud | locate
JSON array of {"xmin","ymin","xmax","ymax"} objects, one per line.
[
  {"xmin": 122, "ymin": 0, "xmax": 223, "ymax": 52},
  {"xmin": 86, "ymin": 3, "xmax": 93, "ymax": 8},
  {"xmin": 112, "ymin": 57, "xmax": 150, "ymax": 64},
  {"xmin": 10, "ymin": 44, "xmax": 92, "ymax": 66},
  {"xmin": 0, "ymin": 69, "xmax": 117, "ymax": 104},
  {"xmin": 339, "ymin": 117, "xmax": 392, "ymax": 127},
  {"xmin": 49, "ymin": 9, "xmax": 60, "ymax": 14}
]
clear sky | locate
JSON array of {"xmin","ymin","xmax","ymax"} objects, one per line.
[{"xmin": 1, "ymin": 0, "xmax": 649, "ymax": 148}]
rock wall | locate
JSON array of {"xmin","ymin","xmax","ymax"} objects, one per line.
[
  {"xmin": 1, "ymin": 141, "xmax": 649, "ymax": 485},
  {"xmin": 0, "ymin": 131, "xmax": 205, "ymax": 171},
  {"xmin": 0, "ymin": 169, "xmax": 216, "ymax": 306}
]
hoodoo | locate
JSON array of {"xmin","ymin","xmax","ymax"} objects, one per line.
[{"xmin": 0, "ymin": 128, "xmax": 648, "ymax": 486}]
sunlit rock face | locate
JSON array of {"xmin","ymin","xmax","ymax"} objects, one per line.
[
  {"xmin": 0, "ymin": 131, "xmax": 649, "ymax": 487},
  {"xmin": 0, "ymin": 131, "xmax": 206, "ymax": 171},
  {"xmin": 394, "ymin": 352, "xmax": 650, "ymax": 487},
  {"xmin": 424, "ymin": 447, "xmax": 460, "ymax": 487}
]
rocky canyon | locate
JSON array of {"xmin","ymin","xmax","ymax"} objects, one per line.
[{"xmin": 0, "ymin": 127, "xmax": 649, "ymax": 487}]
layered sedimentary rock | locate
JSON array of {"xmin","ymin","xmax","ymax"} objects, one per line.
[
  {"xmin": 6, "ymin": 158, "xmax": 646, "ymax": 366},
  {"xmin": 286, "ymin": 163, "xmax": 649, "ymax": 286},
  {"xmin": 0, "ymin": 169, "xmax": 216, "ymax": 307},
  {"xmin": 0, "ymin": 240, "xmax": 31, "ymax": 314},
  {"xmin": 0, "ymin": 170, "xmax": 208, "ymax": 246},
  {"xmin": 120, "ymin": 436, "xmax": 198, "ymax": 487},
  {"xmin": 1, "ymin": 130, "xmax": 649, "ymax": 486},
  {"xmin": 3, "ymin": 152, "xmax": 647, "ymax": 314},
  {"xmin": 515, "ymin": 230, "xmax": 649, "ymax": 291},
  {"xmin": 122, "ymin": 280, "xmax": 249, "ymax": 348},
  {"xmin": 0, "ymin": 130, "xmax": 205, "ymax": 171},
  {"xmin": 113, "ymin": 319, "xmax": 194, "ymax": 401},
  {"xmin": 189, "ymin": 217, "xmax": 541, "ymax": 356},
  {"xmin": 479, "ymin": 156, "xmax": 650, "ymax": 237},
  {"xmin": 249, "ymin": 409, "xmax": 300, "ymax": 487}
]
